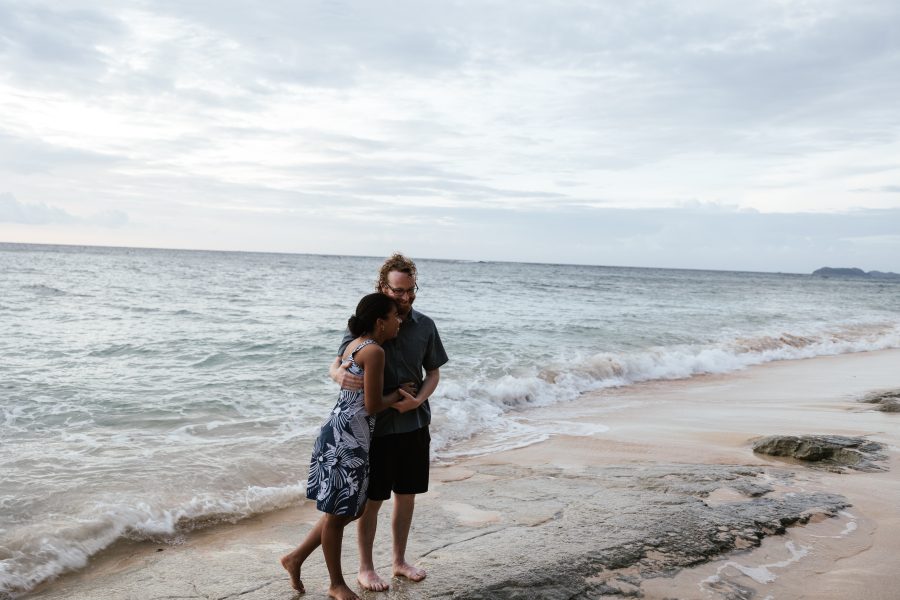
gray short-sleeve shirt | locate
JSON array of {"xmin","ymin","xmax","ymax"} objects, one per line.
[{"xmin": 339, "ymin": 308, "xmax": 448, "ymax": 437}]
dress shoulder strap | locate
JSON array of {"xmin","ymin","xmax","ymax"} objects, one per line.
[{"xmin": 350, "ymin": 338, "xmax": 377, "ymax": 359}]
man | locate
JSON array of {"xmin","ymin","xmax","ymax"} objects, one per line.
[{"xmin": 330, "ymin": 253, "xmax": 448, "ymax": 592}]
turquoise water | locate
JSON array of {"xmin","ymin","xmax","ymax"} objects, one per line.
[{"xmin": 2, "ymin": 242, "xmax": 899, "ymax": 595}]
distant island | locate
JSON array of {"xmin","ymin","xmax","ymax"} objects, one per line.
[{"xmin": 812, "ymin": 267, "xmax": 900, "ymax": 280}]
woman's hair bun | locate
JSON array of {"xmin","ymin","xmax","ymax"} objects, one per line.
[{"xmin": 348, "ymin": 293, "xmax": 397, "ymax": 337}]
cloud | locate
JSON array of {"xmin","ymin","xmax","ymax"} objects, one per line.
[
  {"xmin": 382, "ymin": 204, "xmax": 900, "ymax": 273},
  {"xmin": 0, "ymin": 193, "xmax": 128, "ymax": 227},
  {"xmin": 851, "ymin": 184, "xmax": 900, "ymax": 194},
  {"xmin": 1, "ymin": 1, "xmax": 900, "ymax": 268},
  {"xmin": 4, "ymin": 2, "xmax": 899, "ymax": 171},
  {"xmin": 0, "ymin": 192, "xmax": 76, "ymax": 224},
  {"xmin": 0, "ymin": 132, "xmax": 119, "ymax": 174},
  {"xmin": 840, "ymin": 234, "xmax": 900, "ymax": 246},
  {"xmin": 0, "ymin": 3, "xmax": 126, "ymax": 90}
]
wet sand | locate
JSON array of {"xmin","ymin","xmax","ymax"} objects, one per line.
[
  {"xmin": 27, "ymin": 349, "xmax": 900, "ymax": 599},
  {"xmin": 522, "ymin": 349, "xmax": 900, "ymax": 599}
]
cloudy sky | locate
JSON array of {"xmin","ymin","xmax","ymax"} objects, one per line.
[{"xmin": 1, "ymin": 0, "xmax": 899, "ymax": 272}]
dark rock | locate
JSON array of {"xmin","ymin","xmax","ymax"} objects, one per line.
[
  {"xmin": 752, "ymin": 434, "xmax": 887, "ymax": 472},
  {"xmin": 860, "ymin": 389, "xmax": 900, "ymax": 413},
  {"xmin": 427, "ymin": 464, "xmax": 849, "ymax": 600}
]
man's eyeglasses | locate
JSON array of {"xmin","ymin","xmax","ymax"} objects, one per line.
[{"xmin": 385, "ymin": 283, "xmax": 418, "ymax": 296}]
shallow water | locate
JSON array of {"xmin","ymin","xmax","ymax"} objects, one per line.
[{"xmin": 2, "ymin": 242, "xmax": 899, "ymax": 595}]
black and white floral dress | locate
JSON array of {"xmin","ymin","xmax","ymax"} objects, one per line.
[{"xmin": 306, "ymin": 339, "xmax": 377, "ymax": 516}]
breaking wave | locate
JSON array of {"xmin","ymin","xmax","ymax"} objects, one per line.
[
  {"xmin": 430, "ymin": 322, "xmax": 900, "ymax": 454},
  {"xmin": 0, "ymin": 484, "xmax": 307, "ymax": 598}
]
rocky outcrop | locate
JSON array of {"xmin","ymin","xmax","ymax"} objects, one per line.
[
  {"xmin": 424, "ymin": 464, "xmax": 848, "ymax": 600},
  {"xmin": 812, "ymin": 267, "xmax": 900, "ymax": 280},
  {"xmin": 26, "ymin": 463, "xmax": 852, "ymax": 600},
  {"xmin": 752, "ymin": 435, "xmax": 887, "ymax": 472},
  {"xmin": 813, "ymin": 267, "xmax": 868, "ymax": 278},
  {"xmin": 860, "ymin": 389, "xmax": 900, "ymax": 413}
]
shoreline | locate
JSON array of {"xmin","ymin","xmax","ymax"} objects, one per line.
[{"xmin": 24, "ymin": 349, "xmax": 900, "ymax": 599}]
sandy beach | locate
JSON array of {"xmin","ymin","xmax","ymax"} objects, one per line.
[{"xmin": 26, "ymin": 349, "xmax": 900, "ymax": 600}]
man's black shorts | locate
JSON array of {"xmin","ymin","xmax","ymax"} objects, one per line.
[{"xmin": 367, "ymin": 426, "xmax": 430, "ymax": 501}]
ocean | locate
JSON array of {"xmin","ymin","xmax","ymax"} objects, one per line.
[{"xmin": 2, "ymin": 242, "xmax": 899, "ymax": 596}]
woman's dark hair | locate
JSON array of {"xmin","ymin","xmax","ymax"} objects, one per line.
[{"xmin": 347, "ymin": 293, "xmax": 397, "ymax": 337}]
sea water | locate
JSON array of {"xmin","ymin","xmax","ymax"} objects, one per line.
[{"xmin": 2, "ymin": 242, "xmax": 899, "ymax": 595}]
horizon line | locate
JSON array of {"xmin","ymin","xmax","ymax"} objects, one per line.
[{"xmin": 0, "ymin": 239, "xmax": 838, "ymax": 276}]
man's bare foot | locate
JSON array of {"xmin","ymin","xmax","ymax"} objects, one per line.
[
  {"xmin": 393, "ymin": 561, "xmax": 426, "ymax": 582},
  {"xmin": 279, "ymin": 554, "xmax": 305, "ymax": 593},
  {"xmin": 328, "ymin": 583, "xmax": 360, "ymax": 600},
  {"xmin": 357, "ymin": 569, "xmax": 389, "ymax": 592}
]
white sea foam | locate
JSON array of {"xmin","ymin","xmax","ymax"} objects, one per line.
[
  {"xmin": 431, "ymin": 323, "xmax": 900, "ymax": 455},
  {"xmin": 0, "ymin": 483, "xmax": 307, "ymax": 597},
  {"xmin": 841, "ymin": 521, "xmax": 858, "ymax": 536},
  {"xmin": 703, "ymin": 541, "xmax": 810, "ymax": 586},
  {"xmin": 1, "ymin": 406, "xmax": 25, "ymax": 430},
  {"xmin": 809, "ymin": 511, "xmax": 859, "ymax": 539}
]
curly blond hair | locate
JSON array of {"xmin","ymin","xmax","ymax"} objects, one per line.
[{"xmin": 376, "ymin": 253, "xmax": 417, "ymax": 291}]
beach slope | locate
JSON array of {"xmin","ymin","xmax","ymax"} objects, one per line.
[{"xmin": 28, "ymin": 350, "xmax": 900, "ymax": 600}]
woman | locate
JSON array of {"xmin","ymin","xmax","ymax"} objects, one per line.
[{"xmin": 281, "ymin": 293, "xmax": 411, "ymax": 600}]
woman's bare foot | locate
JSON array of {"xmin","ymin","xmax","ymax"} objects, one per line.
[
  {"xmin": 279, "ymin": 554, "xmax": 305, "ymax": 593},
  {"xmin": 328, "ymin": 583, "xmax": 360, "ymax": 600},
  {"xmin": 357, "ymin": 569, "xmax": 390, "ymax": 592},
  {"xmin": 356, "ymin": 571, "xmax": 391, "ymax": 592},
  {"xmin": 393, "ymin": 561, "xmax": 426, "ymax": 582}
]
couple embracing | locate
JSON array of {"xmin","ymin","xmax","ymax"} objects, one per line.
[{"xmin": 281, "ymin": 253, "xmax": 448, "ymax": 600}]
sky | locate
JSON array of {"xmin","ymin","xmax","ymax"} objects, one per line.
[{"xmin": 1, "ymin": 0, "xmax": 899, "ymax": 273}]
